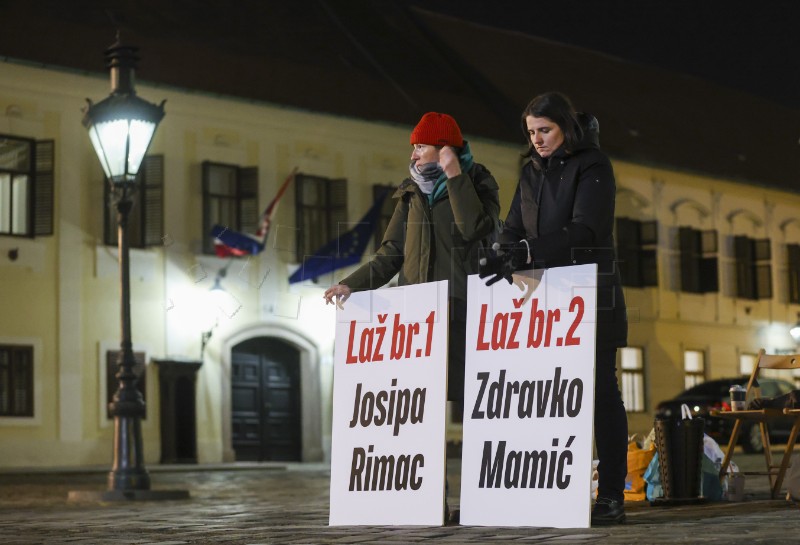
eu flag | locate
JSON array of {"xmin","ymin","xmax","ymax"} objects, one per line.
[{"xmin": 288, "ymin": 189, "xmax": 391, "ymax": 284}]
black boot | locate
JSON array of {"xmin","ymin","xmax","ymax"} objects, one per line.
[{"xmin": 591, "ymin": 497, "xmax": 625, "ymax": 525}]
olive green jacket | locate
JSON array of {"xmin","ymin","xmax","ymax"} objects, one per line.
[{"xmin": 340, "ymin": 163, "xmax": 500, "ymax": 302}]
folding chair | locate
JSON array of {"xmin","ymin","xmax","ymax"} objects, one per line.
[{"xmin": 710, "ymin": 349, "xmax": 800, "ymax": 499}]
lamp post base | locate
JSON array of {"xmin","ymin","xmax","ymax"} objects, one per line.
[
  {"xmin": 67, "ymin": 489, "xmax": 190, "ymax": 502},
  {"xmin": 108, "ymin": 466, "xmax": 151, "ymax": 491}
]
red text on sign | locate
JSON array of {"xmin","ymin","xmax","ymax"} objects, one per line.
[{"xmin": 476, "ymin": 296, "xmax": 584, "ymax": 351}]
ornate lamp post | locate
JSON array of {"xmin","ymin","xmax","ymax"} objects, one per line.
[{"xmin": 75, "ymin": 38, "xmax": 185, "ymax": 500}]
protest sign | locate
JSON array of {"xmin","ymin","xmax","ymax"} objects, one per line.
[
  {"xmin": 329, "ymin": 281, "xmax": 449, "ymax": 526},
  {"xmin": 460, "ymin": 265, "xmax": 597, "ymax": 527}
]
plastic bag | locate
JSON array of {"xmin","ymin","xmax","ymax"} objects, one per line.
[
  {"xmin": 624, "ymin": 435, "xmax": 656, "ymax": 501},
  {"xmin": 644, "ymin": 452, "xmax": 663, "ymax": 501}
]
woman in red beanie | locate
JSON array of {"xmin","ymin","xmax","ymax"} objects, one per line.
[{"xmin": 324, "ymin": 110, "xmax": 500, "ymax": 446}]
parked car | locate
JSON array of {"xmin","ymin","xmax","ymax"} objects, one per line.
[{"xmin": 655, "ymin": 376, "xmax": 797, "ymax": 453}]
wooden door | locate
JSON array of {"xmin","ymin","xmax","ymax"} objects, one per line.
[{"xmin": 231, "ymin": 338, "xmax": 301, "ymax": 461}]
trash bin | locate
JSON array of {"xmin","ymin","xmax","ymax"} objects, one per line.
[{"xmin": 654, "ymin": 413, "xmax": 705, "ymax": 500}]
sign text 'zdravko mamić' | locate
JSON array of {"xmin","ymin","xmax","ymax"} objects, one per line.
[{"xmin": 460, "ymin": 265, "xmax": 598, "ymax": 528}]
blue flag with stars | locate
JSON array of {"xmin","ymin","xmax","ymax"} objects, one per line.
[{"xmin": 288, "ymin": 189, "xmax": 391, "ymax": 284}]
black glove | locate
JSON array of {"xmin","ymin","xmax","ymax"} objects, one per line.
[{"xmin": 479, "ymin": 241, "xmax": 529, "ymax": 286}]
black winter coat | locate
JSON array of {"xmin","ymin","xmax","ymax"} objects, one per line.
[{"xmin": 502, "ymin": 115, "xmax": 627, "ymax": 349}]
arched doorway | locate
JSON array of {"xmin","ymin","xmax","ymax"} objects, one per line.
[{"xmin": 231, "ymin": 337, "xmax": 302, "ymax": 461}]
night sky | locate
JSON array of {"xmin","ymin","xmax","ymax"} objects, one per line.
[{"xmin": 407, "ymin": 0, "xmax": 799, "ymax": 109}]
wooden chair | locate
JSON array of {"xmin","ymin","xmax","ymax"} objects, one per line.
[{"xmin": 710, "ymin": 349, "xmax": 800, "ymax": 499}]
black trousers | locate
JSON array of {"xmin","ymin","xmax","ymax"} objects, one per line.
[{"xmin": 594, "ymin": 348, "xmax": 629, "ymax": 503}]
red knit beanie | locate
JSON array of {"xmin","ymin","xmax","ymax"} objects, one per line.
[{"xmin": 410, "ymin": 112, "xmax": 464, "ymax": 147}]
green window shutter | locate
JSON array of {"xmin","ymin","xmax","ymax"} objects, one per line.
[
  {"xmin": 142, "ymin": 155, "xmax": 164, "ymax": 247},
  {"xmin": 34, "ymin": 140, "xmax": 54, "ymax": 236}
]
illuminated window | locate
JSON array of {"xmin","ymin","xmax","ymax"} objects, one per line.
[
  {"xmin": 620, "ymin": 347, "xmax": 646, "ymax": 412},
  {"xmin": 739, "ymin": 352, "xmax": 757, "ymax": 376},
  {"xmin": 684, "ymin": 349, "xmax": 706, "ymax": 389}
]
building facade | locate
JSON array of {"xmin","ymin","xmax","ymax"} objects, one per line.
[{"xmin": 1, "ymin": 60, "xmax": 799, "ymax": 468}]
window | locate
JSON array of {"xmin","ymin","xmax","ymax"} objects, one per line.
[
  {"xmin": 106, "ymin": 350, "xmax": 146, "ymax": 419},
  {"xmin": 679, "ymin": 227, "xmax": 718, "ymax": 293},
  {"xmin": 0, "ymin": 135, "xmax": 54, "ymax": 237},
  {"xmin": 616, "ymin": 218, "xmax": 658, "ymax": 287},
  {"xmin": 0, "ymin": 344, "xmax": 33, "ymax": 417},
  {"xmin": 202, "ymin": 161, "xmax": 258, "ymax": 255},
  {"xmin": 104, "ymin": 155, "xmax": 164, "ymax": 248},
  {"xmin": 739, "ymin": 352, "xmax": 757, "ymax": 375},
  {"xmin": 372, "ymin": 184, "xmax": 396, "ymax": 251},
  {"xmin": 684, "ymin": 349, "xmax": 706, "ymax": 389},
  {"xmin": 788, "ymin": 244, "xmax": 800, "ymax": 304},
  {"xmin": 294, "ymin": 173, "xmax": 347, "ymax": 260},
  {"xmin": 619, "ymin": 347, "xmax": 646, "ymax": 412},
  {"xmin": 733, "ymin": 236, "xmax": 771, "ymax": 300}
]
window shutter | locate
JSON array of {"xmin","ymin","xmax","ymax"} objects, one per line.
[
  {"xmin": 679, "ymin": 227, "xmax": 700, "ymax": 293},
  {"xmin": 328, "ymin": 178, "xmax": 348, "ymax": 238},
  {"xmin": 103, "ymin": 181, "xmax": 115, "ymax": 246},
  {"xmin": 372, "ymin": 184, "xmax": 395, "ymax": 251},
  {"xmin": 734, "ymin": 235, "xmax": 754, "ymax": 299},
  {"xmin": 616, "ymin": 218, "xmax": 641, "ymax": 287},
  {"xmin": 33, "ymin": 140, "xmax": 54, "ymax": 236},
  {"xmin": 142, "ymin": 155, "xmax": 164, "ymax": 247},
  {"xmin": 788, "ymin": 244, "xmax": 800, "ymax": 304}
]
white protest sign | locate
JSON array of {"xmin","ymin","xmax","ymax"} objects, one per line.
[
  {"xmin": 460, "ymin": 264, "xmax": 597, "ymax": 528},
  {"xmin": 329, "ymin": 281, "xmax": 449, "ymax": 526}
]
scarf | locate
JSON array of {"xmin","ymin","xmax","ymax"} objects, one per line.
[{"xmin": 408, "ymin": 141, "xmax": 474, "ymax": 205}]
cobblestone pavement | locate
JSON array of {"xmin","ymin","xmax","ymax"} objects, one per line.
[{"xmin": 1, "ymin": 453, "xmax": 799, "ymax": 544}]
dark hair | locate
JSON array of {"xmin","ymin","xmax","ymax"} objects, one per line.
[{"xmin": 520, "ymin": 92, "xmax": 582, "ymax": 156}]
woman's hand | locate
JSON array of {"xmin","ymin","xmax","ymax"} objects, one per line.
[
  {"xmin": 323, "ymin": 283, "xmax": 352, "ymax": 307},
  {"xmin": 439, "ymin": 146, "xmax": 461, "ymax": 178}
]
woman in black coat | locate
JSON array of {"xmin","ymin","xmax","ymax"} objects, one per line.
[{"xmin": 482, "ymin": 91, "xmax": 628, "ymax": 525}]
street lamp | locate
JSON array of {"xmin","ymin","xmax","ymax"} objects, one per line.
[
  {"xmin": 201, "ymin": 267, "xmax": 228, "ymax": 358},
  {"xmin": 790, "ymin": 315, "xmax": 800, "ymax": 345},
  {"xmin": 200, "ymin": 260, "xmax": 240, "ymax": 358},
  {"xmin": 73, "ymin": 37, "xmax": 185, "ymax": 501}
]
